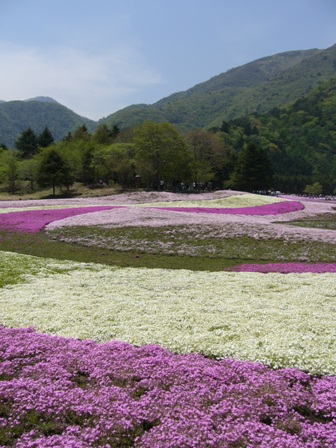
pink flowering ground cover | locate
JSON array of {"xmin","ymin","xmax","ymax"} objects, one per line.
[
  {"xmin": 157, "ymin": 200, "xmax": 303, "ymax": 215},
  {"xmin": 0, "ymin": 206, "xmax": 118, "ymax": 233},
  {"xmin": 1, "ymin": 326, "xmax": 335, "ymax": 448},
  {"xmin": 228, "ymin": 263, "xmax": 336, "ymax": 274}
]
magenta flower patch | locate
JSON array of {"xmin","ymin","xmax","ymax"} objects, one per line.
[
  {"xmin": 0, "ymin": 206, "xmax": 118, "ymax": 233},
  {"xmin": 156, "ymin": 200, "xmax": 303, "ymax": 215},
  {"xmin": 228, "ymin": 263, "xmax": 336, "ymax": 273},
  {"xmin": 1, "ymin": 326, "xmax": 335, "ymax": 447}
]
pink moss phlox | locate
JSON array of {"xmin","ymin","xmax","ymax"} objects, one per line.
[
  {"xmin": 1, "ymin": 326, "xmax": 335, "ymax": 447},
  {"xmin": 0, "ymin": 206, "xmax": 119, "ymax": 233},
  {"xmin": 155, "ymin": 200, "xmax": 304, "ymax": 215},
  {"xmin": 227, "ymin": 263, "xmax": 336, "ymax": 273}
]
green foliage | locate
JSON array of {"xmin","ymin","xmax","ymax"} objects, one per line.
[
  {"xmin": 37, "ymin": 149, "xmax": 72, "ymax": 196},
  {"xmin": 303, "ymin": 182, "xmax": 323, "ymax": 196},
  {"xmin": 71, "ymin": 124, "xmax": 91, "ymax": 141},
  {"xmin": 101, "ymin": 143, "xmax": 135, "ymax": 188},
  {"xmin": 228, "ymin": 142, "xmax": 273, "ymax": 192},
  {"xmin": 15, "ymin": 127, "xmax": 38, "ymax": 159},
  {"xmin": 0, "ymin": 99, "xmax": 97, "ymax": 148},
  {"xmin": 134, "ymin": 121, "xmax": 192, "ymax": 189},
  {"xmin": 92, "ymin": 124, "xmax": 113, "ymax": 144},
  {"xmin": 38, "ymin": 126, "xmax": 54, "ymax": 148},
  {"xmin": 92, "ymin": 124, "xmax": 120, "ymax": 144},
  {"xmin": 210, "ymin": 76, "xmax": 336, "ymax": 193},
  {"xmin": 102, "ymin": 45, "xmax": 336, "ymax": 131},
  {"xmin": 19, "ymin": 158, "xmax": 39, "ymax": 191},
  {"xmin": 0, "ymin": 150, "xmax": 19, "ymax": 193}
]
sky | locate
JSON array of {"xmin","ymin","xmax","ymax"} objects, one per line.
[{"xmin": 1, "ymin": 0, "xmax": 336, "ymax": 120}]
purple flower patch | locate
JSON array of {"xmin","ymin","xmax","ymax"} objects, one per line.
[
  {"xmin": 156, "ymin": 200, "xmax": 303, "ymax": 215},
  {"xmin": 227, "ymin": 263, "xmax": 336, "ymax": 273},
  {"xmin": 0, "ymin": 206, "xmax": 117, "ymax": 233},
  {"xmin": 1, "ymin": 326, "xmax": 335, "ymax": 447}
]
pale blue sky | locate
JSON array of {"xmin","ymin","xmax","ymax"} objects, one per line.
[{"xmin": 1, "ymin": 0, "xmax": 335, "ymax": 120}]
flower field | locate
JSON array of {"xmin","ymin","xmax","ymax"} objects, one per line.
[
  {"xmin": 0, "ymin": 191, "xmax": 335, "ymax": 447},
  {"xmin": 1, "ymin": 326, "xmax": 335, "ymax": 448},
  {"xmin": 0, "ymin": 206, "xmax": 116, "ymax": 233}
]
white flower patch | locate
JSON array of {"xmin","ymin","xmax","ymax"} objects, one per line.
[
  {"xmin": 128, "ymin": 193, "xmax": 285, "ymax": 208},
  {"xmin": 1, "ymin": 252, "xmax": 335, "ymax": 375}
]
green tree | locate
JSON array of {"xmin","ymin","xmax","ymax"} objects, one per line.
[
  {"xmin": 72, "ymin": 124, "xmax": 91, "ymax": 141},
  {"xmin": 37, "ymin": 149, "xmax": 72, "ymax": 196},
  {"xmin": 19, "ymin": 158, "xmax": 39, "ymax": 191},
  {"xmin": 15, "ymin": 127, "xmax": 39, "ymax": 159},
  {"xmin": 134, "ymin": 121, "xmax": 191, "ymax": 189},
  {"xmin": 185, "ymin": 129, "xmax": 229, "ymax": 187},
  {"xmin": 229, "ymin": 142, "xmax": 273, "ymax": 192},
  {"xmin": 303, "ymin": 181, "xmax": 323, "ymax": 196},
  {"xmin": 38, "ymin": 126, "xmax": 54, "ymax": 148},
  {"xmin": 104, "ymin": 143, "xmax": 135, "ymax": 188},
  {"xmin": 0, "ymin": 150, "xmax": 18, "ymax": 193},
  {"xmin": 81, "ymin": 147, "xmax": 96, "ymax": 185},
  {"xmin": 92, "ymin": 124, "xmax": 112, "ymax": 144}
]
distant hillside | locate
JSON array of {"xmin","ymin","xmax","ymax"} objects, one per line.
[
  {"xmin": 0, "ymin": 99, "xmax": 97, "ymax": 148},
  {"xmin": 25, "ymin": 96, "xmax": 59, "ymax": 104},
  {"xmin": 101, "ymin": 44, "xmax": 336, "ymax": 131},
  {"xmin": 2, "ymin": 44, "xmax": 336, "ymax": 147},
  {"xmin": 212, "ymin": 75, "xmax": 336, "ymax": 194}
]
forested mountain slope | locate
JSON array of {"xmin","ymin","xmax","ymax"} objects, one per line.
[
  {"xmin": 214, "ymin": 76, "xmax": 336, "ymax": 193},
  {"xmin": 0, "ymin": 99, "xmax": 96, "ymax": 148},
  {"xmin": 1, "ymin": 44, "xmax": 336, "ymax": 149},
  {"xmin": 102, "ymin": 44, "xmax": 336, "ymax": 131}
]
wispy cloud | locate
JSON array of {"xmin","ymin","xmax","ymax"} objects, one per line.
[{"xmin": 0, "ymin": 42, "xmax": 162, "ymax": 120}]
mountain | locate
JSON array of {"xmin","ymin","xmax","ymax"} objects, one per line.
[
  {"xmin": 208, "ymin": 75, "xmax": 336, "ymax": 194},
  {"xmin": 2, "ymin": 44, "xmax": 336, "ymax": 148},
  {"xmin": 25, "ymin": 96, "xmax": 59, "ymax": 104},
  {"xmin": 101, "ymin": 44, "xmax": 336, "ymax": 131},
  {"xmin": 0, "ymin": 98, "xmax": 97, "ymax": 148}
]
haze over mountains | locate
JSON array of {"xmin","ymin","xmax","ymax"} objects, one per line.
[{"xmin": 1, "ymin": 43, "xmax": 336, "ymax": 148}]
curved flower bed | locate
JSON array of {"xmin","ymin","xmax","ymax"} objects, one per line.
[
  {"xmin": 1, "ymin": 326, "xmax": 335, "ymax": 448},
  {"xmin": 228, "ymin": 263, "xmax": 336, "ymax": 273},
  {"xmin": 1, "ymin": 252, "xmax": 335, "ymax": 375},
  {"xmin": 132, "ymin": 194, "xmax": 304, "ymax": 215},
  {"xmin": 0, "ymin": 206, "xmax": 117, "ymax": 233},
  {"xmin": 136, "ymin": 193, "xmax": 287, "ymax": 208},
  {"xmin": 156, "ymin": 200, "xmax": 303, "ymax": 215}
]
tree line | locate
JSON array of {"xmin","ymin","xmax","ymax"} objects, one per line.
[
  {"xmin": 0, "ymin": 121, "xmax": 275, "ymax": 196},
  {"xmin": 0, "ymin": 113, "xmax": 334, "ymax": 196}
]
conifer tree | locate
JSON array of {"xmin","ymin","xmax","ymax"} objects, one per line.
[
  {"xmin": 230, "ymin": 142, "xmax": 273, "ymax": 192},
  {"xmin": 15, "ymin": 127, "xmax": 38, "ymax": 159},
  {"xmin": 38, "ymin": 126, "xmax": 54, "ymax": 148},
  {"xmin": 37, "ymin": 149, "xmax": 71, "ymax": 196}
]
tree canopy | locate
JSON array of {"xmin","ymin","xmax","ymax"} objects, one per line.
[
  {"xmin": 37, "ymin": 149, "xmax": 72, "ymax": 196},
  {"xmin": 15, "ymin": 128, "xmax": 39, "ymax": 159},
  {"xmin": 134, "ymin": 121, "xmax": 192, "ymax": 189},
  {"xmin": 228, "ymin": 142, "xmax": 273, "ymax": 192}
]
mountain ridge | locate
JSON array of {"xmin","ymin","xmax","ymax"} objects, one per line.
[
  {"xmin": 1, "ymin": 44, "xmax": 336, "ymax": 147},
  {"xmin": 0, "ymin": 99, "xmax": 96, "ymax": 147},
  {"xmin": 101, "ymin": 44, "xmax": 336, "ymax": 130}
]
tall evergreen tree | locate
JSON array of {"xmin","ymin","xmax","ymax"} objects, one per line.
[
  {"xmin": 38, "ymin": 126, "xmax": 54, "ymax": 148},
  {"xmin": 37, "ymin": 149, "xmax": 71, "ymax": 196},
  {"xmin": 15, "ymin": 127, "xmax": 39, "ymax": 159},
  {"xmin": 230, "ymin": 142, "xmax": 273, "ymax": 192}
]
